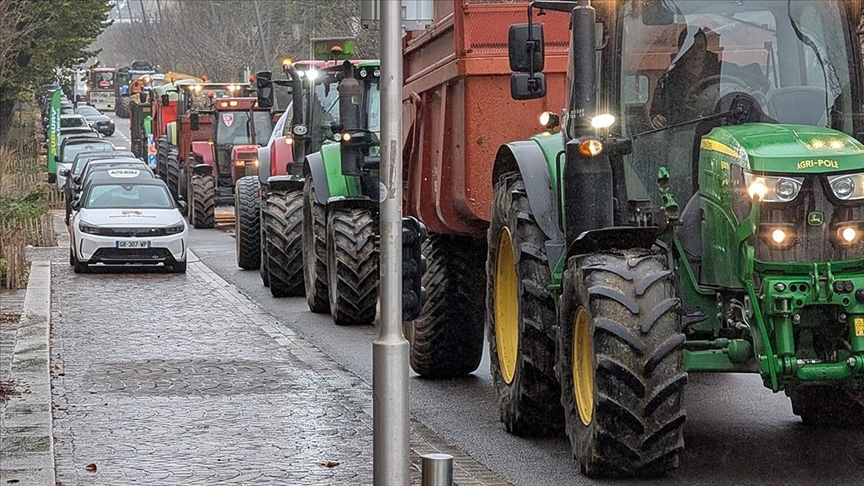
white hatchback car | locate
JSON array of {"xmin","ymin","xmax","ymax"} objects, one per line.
[{"xmin": 70, "ymin": 178, "xmax": 188, "ymax": 273}]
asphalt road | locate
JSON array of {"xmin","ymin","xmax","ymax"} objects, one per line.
[{"xmin": 110, "ymin": 112, "xmax": 864, "ymax": 486}]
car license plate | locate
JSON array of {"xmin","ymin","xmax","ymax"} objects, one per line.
[{"xmin": 116, "ymin": 240, "xmax": 150, "ymax": 249}]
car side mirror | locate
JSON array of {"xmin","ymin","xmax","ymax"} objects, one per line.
[
  {"xmin": 61, "ymin": 169, "xmax": 71, "ymax": 177},
  {"xmin": 190, "ymin": 113, "xmax": 200, "ymax": 131},
  {"xmin": 161, "ymin": 94, "xmax": 170, "ymax": 107},
  {"xmin": 177, "ymin": 199, "xmax": 188, "ymax": 211},
  {"xmin": 510, "ymin": 73, "xmax": 546, "ymax": 100},
  {"xmin": 508, "ymin": 23, "xmax": 545, "ymax": 73},
  {"xmin": 54, "ymin": 155, "xmax": 60, "ymax": 163}
]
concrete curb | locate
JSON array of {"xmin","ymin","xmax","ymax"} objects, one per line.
[{"xmin": 0, "ymin": 261, "xmax": 55, "ymax": 485}]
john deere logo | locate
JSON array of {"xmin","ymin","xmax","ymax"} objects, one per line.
[{"xmin": 808, "ymin": 212, "xmax": 824, "ymax": 226}]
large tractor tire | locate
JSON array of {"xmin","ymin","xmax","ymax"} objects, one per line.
[
  {"xmin": 156, "ymin": 136, "xmax": 170, "ymax": 180},
  {"xmin": 259, "ymin": 203, "xmax": 270, "ymax": 287},
  {"xmin": 116, "ymin": 96, "xmax": 130, "ymax": 118},
  {"xmin": 487, "ymin": 171, "xmax": 562, "ymax": 436},
  {"xmin": 166, "ymin": 148, "xmax": 180, "ymax": 199},
  {"xmin": 264, "ymin": 189, "xmax": 304, "ymax": 297},
  {"xmin": 787, "ymin": 386, "xmax": 864, "ymax": 426},
  {"xmin": 234, "ymin": 176, "xmax": 260, "ymax": 270},
  {"xmin": 406, "ymin": 234, "xmax": 485, "ymax": 378},
  {"xmin": 558, "ymin": 249, "xmax": 686, "ymax": 478},
  {"xmin": 190, "ymin": 174, "xmax": 216, "ymax": 229},
  {"xmin": 302, "ymin": 175, "xmax": 329, "ymax": 313},
  {"xmin": 326, "ymin": 207, "xmax": 378, "ymax": 326}
]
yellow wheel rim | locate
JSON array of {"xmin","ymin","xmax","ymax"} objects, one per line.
[
  {"xmin": 494, "ymin": 227, "xmax": 519, "ymax": 385},
  {"xmin": 573, "ymin": 307, "xmax": 594, "ymax": 426}
]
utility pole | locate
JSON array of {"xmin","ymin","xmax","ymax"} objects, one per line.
[
  {"xmin": 252, "ymin": 0, "xmax": 272, "ymax": 71},
  {"xmin": 373, "ymin": 0, "xmax": 409, "ymax": 485}
]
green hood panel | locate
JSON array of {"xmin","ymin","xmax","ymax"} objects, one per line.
[{"xmin": 703, "ymin": 124, "xmax": 864, "ymax": 174}]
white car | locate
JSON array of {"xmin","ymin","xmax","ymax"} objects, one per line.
[{"xmin": 70, "ymin": 178, "xmax": 188, "ymax": 273}]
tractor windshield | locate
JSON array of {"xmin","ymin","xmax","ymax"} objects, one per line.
[
  {"xmin": 309, "ymin": 79, "xmax": 341, "ymax": 145},
  {"xmin": 619, "ymin": 0, "xmax": 857, "ymax": 203},
  {"xmin": 364, "ymin": 77, "xmax": 381, "ymax": 135},
  {"xmin": 215, "ymin": 110, "xmax": 274, "ymax": 146}
]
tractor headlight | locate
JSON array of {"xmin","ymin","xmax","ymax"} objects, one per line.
[
  {"xmin": 744, "ymin": 171, "xmax": 803, "ymax": 202},
  {"xmin": 828, "ymin": 174, "xmax": 864, "ymax": 200}
]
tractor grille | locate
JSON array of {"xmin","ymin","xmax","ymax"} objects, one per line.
[{"xmin": 755, "ymin": 176, "xmax": 864, "ymax": 263}]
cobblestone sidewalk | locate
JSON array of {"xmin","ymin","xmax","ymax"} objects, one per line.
[{"xmin": 48, "ymin": 248, "xmax": 508, "ymax": 485}]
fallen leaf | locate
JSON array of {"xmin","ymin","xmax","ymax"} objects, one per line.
[
  {"xmin": 320, "ymin": 460, "xmax": 340, "ymax": 468},
  {"xmin": 85, "ymin": 463, "xmax": 97, "ymax": 472}
]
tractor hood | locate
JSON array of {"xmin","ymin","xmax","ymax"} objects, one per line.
[
  {"xmin": 703, "ymin": 124, "xmax": 864, "ymax": 174},
  {"xmin": 231, "ymin": 144, "xmax": 258, "ymax": 160}
]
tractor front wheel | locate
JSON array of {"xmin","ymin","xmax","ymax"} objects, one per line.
[
  {"xmin": 326, "ymin": 207, "xmax": 378, "ymax": 326},
  {"xmin": 558, "ymin": 250, "xmax": 685, "ymax": 478},
  {"xmin": 259, "ymin": 202, "xmax": 270, "ymax": 287},
  {"xmin": 406, "ymin": 234, "xmax": 485, "ymax": 378},
  {"xmin": 264, "ymin": 189, "xmax": 304, "ymax": 297},
  {"xmin": 302, "ymin": 175, "xmax": 329, "ymax": 313},
  {"xmin": 190, "ymin": 174, "xmax": 215, "ymax": 229},
  {"xmin": 787, "ymin": 386, "xmax": 864, "ymax": 426},
  {"xmin": 487, "ymin": 171, "xmax": 562, "ymax": 436},
  {"xmin": 235, "ymin": 176, "xmax": 261, "ymax": 270}
]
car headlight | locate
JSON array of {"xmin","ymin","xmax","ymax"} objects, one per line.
[
  {"xmin": 79, "ymin": 222, "xmax": 110, "ymax": 235},
  {"xmin": 744, "ymin": 171, "xmax": 803, "ymax": 202},
  {"xmin": 163, "ymin": 223, "xmax": 185, "ymax": 235},
  {"xmin": 828, "ymin": 174, "xmax": 864, "ymax": 201}
]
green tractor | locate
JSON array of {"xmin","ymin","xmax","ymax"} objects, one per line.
[
  {"xmin": 302, "ymin": 61, "xmax": 384, "ymax": 325},
  {"xmin": 490, "ymin": 0, "xmax": 864, "ymax": 478}
]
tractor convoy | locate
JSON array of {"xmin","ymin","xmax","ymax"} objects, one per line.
[{"xmin": 119, "ymin": 0, "xmax": 864, "ymax": 479}]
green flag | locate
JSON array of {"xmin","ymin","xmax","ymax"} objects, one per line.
[{"xmin": 47, "ymin": 90, "xmax": 61, "ymax": 178}]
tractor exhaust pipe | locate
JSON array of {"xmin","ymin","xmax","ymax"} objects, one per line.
[{"xmin": 569, "ymin": 0, "xmax": 597, "ymax": 133}]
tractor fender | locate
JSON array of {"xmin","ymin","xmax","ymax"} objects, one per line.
[
  {"xmin": 257, "ymin": 145, "xmax": 271, "ymax": 185},
  {"xmin": 565, "ymin": 227, "xmax": 663, "ymax": 259},
  {"xmin": 266, "ymin": 174, "xmax": 304, "ymax": 193},
  {"xmin": 304, "ymin": 151, "xmax": 330, "ymax": 206},
  {"xmin": 271, "ymin": 136, "xmax": 295, "ymax": 175},
  {"xmin": 326, "ymin": 196, "xmax": 378, "ymax": 213},
  {"xmin": 192, "ymin": 164, "xmax": 213, "ymax": 176},
  {"xmin": 492, "ymin": 141, "xmax": 563, "ymax": 244},
  {"xmin": 191, "ymin": 141, "xmax": 214, "ymax": 166}
]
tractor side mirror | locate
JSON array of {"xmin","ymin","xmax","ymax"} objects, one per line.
[
  {"xmin": 508, "ymin": 23, "xmax": 545, "ymax": 73},
  {"xmin": 161, "ymin": 94, "xmax": 170, "ymax": 107},
  {"xmin": 140, "ymin": 91, "xmax": 149, "ymax": 104},
  {"xmin": 255, "ymin": 70, "xmax": 274, "ymax": 109},
  {"xmin": 510, "ymin": 73, "xmax": 546, "ymax": 100},
  {"xmin": 190, "ymin": 113, "xmax": 200, "ymax": 131}
]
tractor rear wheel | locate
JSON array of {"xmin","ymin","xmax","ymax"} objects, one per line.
[
  {"xmin": 259, "ymin": 202, "xmax": 270, "ymax": 287},
  {"xmin": 234, "ymin": 176, "xmax": 260, "ymax": 270},
  {"xmin": 166, "ymin": 148, "xmax": 180, "ymax": 199},
  {"xmin": 326, "ymin": 207, "xmax": 378, "ymax": 326},
  {"xmin": 787, "ymin": 386, "xmax": 864, "ymax": 426},
  {"xmin": 487, "ymin": 171, "xmax": 562, "ymax": 436},
  {"xmin": 406, "ymin": 234, "xmax": 485, "ymax": 378},
  {"xmin": 190, "ymin": 174, "xmax": 215, "ymax": 229},
  {"xmin": 558, "ymin": 250, "xmax": 685, "ymax": 478},
  {"xmin": 302, "ymin": 175, "xmax": 329, "ymax": 313},
  {"xmin": 264, "ymin": 189, "xmax": 304, "ymax": 297},
  {"xmin": 117, "ymin": 96, "xmax": 130, "ymax": 118},
  {"xmin": 156, "ymin": 136, "xmax": 170, "ymax": 180}
]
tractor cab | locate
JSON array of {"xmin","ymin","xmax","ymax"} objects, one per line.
[{"xmin": 211, "ymin": 97, "xmax": 274, "ymax": 187}]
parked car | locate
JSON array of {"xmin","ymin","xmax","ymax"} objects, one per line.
[
  {"xmin": 56, "ymin": 138, "xmax": 114, "ymax": 190},
  {"xmin": 67, "ymin": 161, "xmax": 155, "ymax": 224},
  {"xmin": 60, "ymin": 114, "xmax": 89, "ymax": 129},
  {"xmin": 76, "ymin": 105, "xmax": 115, "ymax": 136},
  {"xmin": 70, "ymin": 179, "xmax": 188, "ymax": 273}
]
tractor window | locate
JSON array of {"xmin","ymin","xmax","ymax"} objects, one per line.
[
  {"xmin": 253, "ymin": 111, "xmax": 274, "ymax": 146},
  {"xmin": 216, "ymin": 111, "xmax": 252, "ymax": 145},
  {"xmin": 618, "ymin": 0, "xmax": 856, "ymax": 206},
  {"xmin": 365, "ymin": 78, "xmax": 381, "ymax": 135},
  {"xmin": 309, "ymin": 80, "xmax": 341, "ymax": 144}
]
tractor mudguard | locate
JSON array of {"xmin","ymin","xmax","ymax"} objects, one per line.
[
  {"xmin": 192, "ymin": 164, "xmax": 213, "ymax": 176},
  {"xmin": 326, "ymin": 196, "xmax": 378, "ymax": 213},
  {"xmin": 267, "ymin": 175, "xmax": 303, "ymax": 193},
  {"xmin": 565, "ymin": 226, "xmax": 662, "ymax": 259},
  {"xmin": 305, "ymin": 151, "xmax": 330, "ymax": 206},
  {"xmin": 191, "ymin": 141, "xmax": 214, "ymax": 166},
  {"xmin": 257, "ymin": 145, "xmax": 271, "ymax": 185}
]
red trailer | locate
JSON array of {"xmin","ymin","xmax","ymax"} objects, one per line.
[{"xmin": 403, "ymin": 0, "xmax": 571, "ymax": 238}]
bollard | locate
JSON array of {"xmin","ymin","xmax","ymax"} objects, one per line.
[{"xmin": 421, "ymin": 453, "xmax": 454, "ymax": 486}]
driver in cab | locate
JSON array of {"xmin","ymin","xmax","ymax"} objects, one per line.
[{"xmin": 650, "ymin": 27, "xmax": 721, "ymax": 128}]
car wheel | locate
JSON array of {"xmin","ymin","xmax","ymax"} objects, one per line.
[
  {"xmin": 73, "ymin": 258, "xmax": 89, "ymax": 274},
  {"xmin": 69, "ymin": 248, "xmax": 75, "ymax": 267},
  {"xmin": 171, "ymin": 260, "xmax": 187, "ymax": 274}
]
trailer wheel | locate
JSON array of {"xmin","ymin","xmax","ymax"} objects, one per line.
[
  {"xmin": 302, "ymin": 175, "xmax": 329, "ymax": 313},
  {"xmin": 326, "ymin": 207, "xmax": 378, "ymax": 326},
  {"xmin": 487, "ymin": 171, "xmax": 562, "ymax": 436},
  {"xmin": 265, "ymin": 189, "xmax": 304, "ymax": 297},
  {"xmin": 190, "ymin": 174, "xmax": 215, "ymax": 229},
  {"xmin": 234, "ymin": 176, "xmax": 260, "ymax": 270},
  {"xmin": 787, "ymin": 386, "xmax": 864, "ymax": 426},
  {"xmin": 406, "ymin": 234, "xmax": 485, "ymax": 378},
  {"xmin": 558, "ymin": 249, "xmax": 685, "ymax": 478}
]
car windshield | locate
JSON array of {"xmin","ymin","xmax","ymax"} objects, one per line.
[
  {"xmin": 77, "ymin": 106, "xmax": 101, "ymax": 117},
  {"xmin": 619, "ymin": 0, "xmax": 856, "ymax": 204},
  {"xmin": 85, "ymin": 184, "xmax": 173, "ymax": 209},
  {"xmin": 62, "ymin": 143, "xmax": 113, "ymax": 163},
  {"xmin": 215, "ymin": 111, "xmax": 274, "ymax": 146},
  {"xmin": 61, "ymin": 117, "xmax": 87, "ymax": 128}
]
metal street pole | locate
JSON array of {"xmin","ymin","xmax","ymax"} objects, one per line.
[{"xmin": 373, "ymin": 0, "xmax": 409, "ymax": 484}]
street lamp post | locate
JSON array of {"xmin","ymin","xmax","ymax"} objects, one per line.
[{"xmin": 373, "ymin": 0, "xmax": 409, "ymax": 484}]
